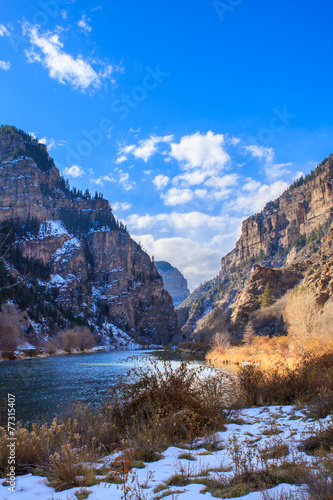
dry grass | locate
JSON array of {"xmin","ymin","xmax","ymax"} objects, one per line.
[{"xmin": 207, "ymin": 335, "xmax": 294, "ymax": 368}]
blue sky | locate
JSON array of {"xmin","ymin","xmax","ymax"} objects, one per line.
[{"xmin": 1, "ymin": 0, "xmax": 333, "ymax": 289}]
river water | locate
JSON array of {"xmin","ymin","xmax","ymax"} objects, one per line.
[{"xmin": 0, "ymin": 350, "xmax": 158, "ymax": 424}]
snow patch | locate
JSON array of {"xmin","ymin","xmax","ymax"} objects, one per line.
[
  {"xmin": 53, "ymin": 238, "xmax": 81, "ymax": 263},
  {"xmin": 38, "ymin": 220, "xmax": 69, "ymax": 239}
]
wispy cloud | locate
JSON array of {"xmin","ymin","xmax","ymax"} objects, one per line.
[
  {"xmin": 0, "ymin": 24, "xmax": 10, "ymax": 37},
  {"xmin": 228, "ymin": 179, "xmax": 289, "ymax": 213},
  {"xmin": 77, "ymin": 14, "xmax": 92, "ymax": 33},
  {"xmin": 114, "ymin": 155, "xmax": 127, "ymax": 164},
  {"xmin": 244, "ymin": 144, "xmax": 292, "ymax": 180},
  {"xmin": 0, "ymin": 60, "xmax": 10, "ymax": 70},
  {"xmin": 244, "ymin": 145, "xmax": 274, "ymax": 164},
  {"xmin": 90, "ymin": 169, "xmax": 135, "ymax": 191},
  {"xmin": 119, "ymin": 171, "xmax": 135, "ymax": 191},
  {"xmin": 23, "ymin": 24, "xmax": 114, "ymax": 91},
  {"xmin": 38, "ymin": 136, "xmax": 67, "ymax": 150},
  {"xmin": 112, "ymin": 201, "xmax": 132, "ymax": 212}
]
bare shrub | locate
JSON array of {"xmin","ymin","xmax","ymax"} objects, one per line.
[
  {"xmin": 113, "ymin": 357, "xmax": 233, "ymax": 441},
  {"xmin": 243, "ymin": 323, "xmax": 255, "ymax": 346},
  {"xmin": 284, "ymin": 288, "xmax": 321, "ymax": 349},
  {"xmin": 60, "ymin": 329, "xmax": 79, "ymax": 353},
  {"xmin": 73, "ymin": 326, "xmax": 96, "ymax": 351},
  {"xmin": 44, "ymin": 338, "xmax": 60, "ymax": 354},
  {"xmin": 212, "ymin": 331, "xmax": 231, "ymax": 351}
]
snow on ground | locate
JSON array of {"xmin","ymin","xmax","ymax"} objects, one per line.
[{"xmin": 0, "ymin": 404, "xmax": 329, "ymax": 500}]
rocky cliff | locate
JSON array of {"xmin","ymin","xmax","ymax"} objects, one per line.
[
  {"xmin": 178, "ymin": 154, "xmax": 333, "ymax": 340},
  {"xmin": 155, "ymin": 261, "xmax": 190, "ymax": 307},
  {"xmin": 221, "ymin": 155, "xmax": 333, "ymax": 272},
  {"xmin": 0, "ymin": 126, "xmax": 179, "ymax": 347}
]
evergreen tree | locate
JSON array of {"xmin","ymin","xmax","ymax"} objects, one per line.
[{"xmin": 260, "ymin": 283, "xmax": 274, "ymax": 308}]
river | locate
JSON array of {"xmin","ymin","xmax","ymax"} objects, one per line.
[{"xmin": 0, "ymin": 350, "xmax": 159, "ymax": 424}]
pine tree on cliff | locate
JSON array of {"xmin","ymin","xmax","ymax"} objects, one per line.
[{"xmin": 260, "ymin": 283, "xmax": 273, "ymax": 308}]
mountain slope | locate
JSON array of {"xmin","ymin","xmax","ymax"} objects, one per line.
[
  {"xmin": 178, "ymin": 154, "xmax": 333, "ymax": 340},
  {"xmin": 0, "ymin": 126, "xmax": 179, "ymax": 348}
]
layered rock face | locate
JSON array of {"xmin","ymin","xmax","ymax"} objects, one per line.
[
  {"xmin": 155, "ymin": 261, "xmax": 190, "ymax": 307},
  {"xmin": 0, "ymin": 129, "xmax": 179, "ymax": 346},
  {"xmin": 221, "ymin": 155, "xmax": 333, "ymax": 272}
]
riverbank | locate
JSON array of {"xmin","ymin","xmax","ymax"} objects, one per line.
[{"xmin": 0, "ymin": 341, "xmax": 160, "ymax": 361}]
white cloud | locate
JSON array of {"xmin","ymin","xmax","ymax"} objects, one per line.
[
  {"xmin": 118, "ymin": 131, "xmax": 229, "ymax": 173},
  {"xmin": 0, "ymin": 60, "xmax": 10, "ymax": 70},
  {"xmin": 63, "ymin": 165, "xmax": 85, "ymax": 178},
  {"xmin": 126, "ymin": 209, "xmax": 246, "ymax": 289},
  {"xmin": 112, "ymin": 202, "xmax": 132, "ymax": 212},
  {"xmin": 103, "ymin": 175, "xmax": 116, "ymax": 182},
  {"xmin": 204, "ymin": 173, "xmax": 239, "ymax": 189},
  {"xmin": 60, "ymin": 10, "xmax": 68, "ymax": 19},
  {"xmin": 0, "ymin": 25, "xmax": 10, "ymax": 37},
  {"xmin": 91, "ymin": 5, "xmax": 103, "ymax": 11},
  {"xmin": 174, "ymin": 170, "xmax": 209, "ymax": 187},
  {"xmin": 132, "ymin": 135, "xmax": 173, "ymax": 162},
  {"xmin": 153, "ymin": 175, "xmax": 169, "ymax": 190},
  {"xmin": 77, "ymin": 15, "xmax": 92, "ymax": 33},
  {"xmin": 90, "ymin": 177, "xmax": 104, "ymax": 186},
  {"xmin": 115, "ymin": 155, "xmax": 127, "ymax": 164},
  {"xmin": 90, "ymin": 171, "xmax": 133, "ymax": 189},
  {"xmin": 24, "ymin": 24, "xmax": 114, "ymax": 91},
  {"xmin": 163, "ymin": 187, "xmax": 194, "ymax": 206},
  {"xmin": 169, "ymin": 131, "xmax": 230, "ymax": 171}
]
